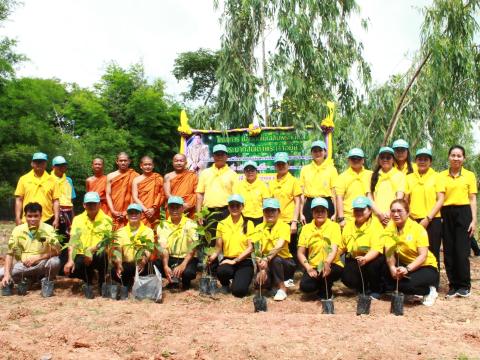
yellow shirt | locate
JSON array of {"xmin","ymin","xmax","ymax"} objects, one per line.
[
  {"xmin": 396, "ymin": 162, "xmax": 417, "ymax": 175},
  {"xmin": 439, "ymin": 167, "xmax": 477, "ymax": 206},
  {"xmin": 14, "ymin": 170, "xmax": 60, "ymax": 222},
  {"xmin": 252, "ymin": 220, "xmax": 292, "ymax": 259},
  {"xmin": 383, "ymin": 218, "xmax": 437, "ymax": 269},
  {"xmin": 8, "ymin": 222, "xmax": 59, "ymax": 262},
  {"xmin": 196, "ymin": 165, "xmax": 238, "ymax": 208},
  {"xmin": 298, "ymin": 219, "xmax": 343, "ymax": 267},
  {"xmin": 300, "ymin": 160, "xmax": 338, "ymax": 198},
  {"xmin": 233, "ymin": 179, "xmax": 270, "ymax": 218},
  {"xmin": 406, "ymin": 168, "xmax": 445, "ymax": 219},
  {"xmin": 117, "ymin": 222, "xmax": 155, "ymax": 263},
  {"xmin": 269, "ymin": 172, "xmax": 302, "ymax": 223},
  {"xmin": 52, "ymin": 172, "xmax": 74, "ymax": 207},
  {"xmin": 70, "ymin": 210, "xmax": 113, "ymax": 255},
  {"xmin": 335, "ymin": 167, "xmax": 373, "ymax": 220},
  {"xmin": 373, "ymin": 168, "xmax": 406, "ymax": 213},
  {"xmin": 157, "ymin": 216, "xmax": 198, "ymax": 258},
  {"xmin": 340, "ymin": 216, "xmax": 384, "ymax": 256},
  {"xmin": 216, "ymin": 215, "xmax": 254, "ymax": 258}
]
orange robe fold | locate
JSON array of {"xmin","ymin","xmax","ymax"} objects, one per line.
[
  {"xmin": 111, "ymin": 169, "xmax": 139, "ymax": 229},
  {"xmin": 170, "ymin": 170, "xmax": 198, "ymax": 218},
  {"xmin": 86, "ymin": 175, "xmax": 109, "ymax": 214},
  {"xmin": 138, "ymin": 173, "xmax": 165, "ymax": 228}
]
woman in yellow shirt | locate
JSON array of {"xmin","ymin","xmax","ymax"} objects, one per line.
[
  {"xmin": 339, "ymin": 196, "xmax": 386, "ymax": 299},
  {"xmin": 297, "ymin": 197, "xmax": 343, "ymax": 300},
  {"xmin": 392, "ymin": 139, "xmax": 414, "ymax": 175},
  {"xmin": 440, "ymin": 145, "xmax": 477, "ymax": 298},
  {"xmin": 384, "ymin": 199, "xmax": 439, "ymax": 306},
  {"xmin": 209, "ymin": 194, "xmax": 254, "ymax": 297},
  {"xmin": 369, "ymin": 147, "xmax": 406, "ymax": 226}
]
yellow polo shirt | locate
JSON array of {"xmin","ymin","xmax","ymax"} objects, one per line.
[
  {"xmin": 117, "ymin": 222, "xmax": 155, "ymax": 263},
  {"xmin": 252, "ymin": 220, "xmax": 292, "ymax": 259},
  {"xmin": 335, "ymin": 167, "xmax": 373, "ymax": 220},
  {"xmin": 373, "ymin": 168, "xmax": 406, "ymax": 213},
  {"xmin": 298, "ymin": 219, "xmax": 343, "ymax": 268},
  {"xmin": 406, "ymin": 168, "xmax": 445, "ymax": 219},
  {"xmin": 269, "ymin": 172, "xmax": 302, "ymax": 223},
  {"xmin": 233, "ymin": 179, "xmax": 270, "ymax": 218},
  {"xmin": 157, "ymin": 216, "xmax": 198, "ymax": 258},
  {"xmin": 383, "ymin": 218, "xmax": 438, "ymax": 269},
  {"xmin": 216, "ymin": 215, "xmax": 254, "ymax": 258},
  {"xmin": 196, "ymin": 165, "xmax": 237, "ymax": 208},
  {"xmin": 396, "ymin": 162, "xmax": 417, "ymax": 175},
  {"xmin": 15, "ymin": 170, "xmax": 60, "ymax": 221},
  {"xmin": 300, "ymin": 160, "xmax": 338, "ymax": 198},
  {"xmin": 8, "ymin": 222, "xmax": 60, "ymax": 262},
  {"xmin": 70, "ymin": 210, "xmax": 113, "ymax": 255},
  {"xmin": 52, "ymin": 172, "xmax": 75, "ymax": 207},
  {"xmin": 439, "ymin": 167, "xmax": 477, "ymax": 206},
  {"xmin": 340, "ymin": 216, "xmax": 384, "ymax": 256}
]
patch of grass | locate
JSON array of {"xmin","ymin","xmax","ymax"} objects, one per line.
[{"xmin": 458, "ymin": 354, "xmax": 471, "ymax": 360}]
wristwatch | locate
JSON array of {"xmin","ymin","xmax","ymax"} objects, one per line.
[{"xmin": 337, "ymin": 217, "xmax": 345, "ymax": 223}]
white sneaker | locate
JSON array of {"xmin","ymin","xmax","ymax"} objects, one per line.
[
  {"xmin": 284, "ymin": 279, "xmax": 295, "ymax": 288},
  {"xmin": 274, "ymin": 289, "xmax": 287, "ymax": 301},
  {"xmin": 422, "ymin": 286, "xmax": 438, "ymax": 307}
]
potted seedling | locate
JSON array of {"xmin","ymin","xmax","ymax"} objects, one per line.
[
  {"xmin": 10, "ymin": 241, "xmax": 28, "ymax": 296},
  {"xmin": 39, "ymin": 230, "xmax": 63, "ymax": 298},
  {"xmin": 316, "ymin": 237, "xmax": 334, "ymax": 314},
  {"xmin": 1, "ymin": 279, "xmax": 13, "ymax": 296},
  {"xmin": 64, "ymin": 231, "xmax": 95, "ymax": 299},
  {"xmin": 95, "ymin": 226, "xmax": 121, "ymax": 299},
  {"xmin": 385, "ymin": 234, "xmax": 404, "ymax": 316},
  {"xmin": 251, "ymin": 241, "xmax": 267, "ymax": 312}
]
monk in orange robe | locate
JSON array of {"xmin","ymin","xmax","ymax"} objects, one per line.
[
  {"xmin": 85, "ymin": 158, "xmax": 109, "ymax": 214},
  {"xmin": 106, "ymin": 152, "xmax": 139, "ymax": 230},
  {"xmin": 132, "ymin": 156, "xmax": 165, "ymax": 228},
  {"xmin": 164, "ymin": 153, "xmax": 198, "ymax": 218}
]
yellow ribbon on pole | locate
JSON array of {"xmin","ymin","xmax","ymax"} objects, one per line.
[{"xmin": 320, "ymin": 101, "xmax": 335, "ymax": 160}]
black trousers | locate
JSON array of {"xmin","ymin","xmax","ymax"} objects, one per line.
[
  {"xmin": 414, "ymin": 217, "xmax": 442, "ymax": 271},
  {"xmin": 217, "ymin": 258, "xmax": 254, "ymax": 297},
  {"xmin": 300, "ymin": 263, "xmax": 343, "ymax": 299},
  {"xmin": 245, "ymin": 216, "xmax": 263, "ymax": 227},
  {"xmin": 387, "ymin": 265, "xmax": 439, "ymax": 296},
  {"xmin": 341, "ymin": 255, "xmax": 386, "ymax": 294},
  {"xmin": 441, "ymin": 205, "xmax": 472, "ymax": 290},
  {"xmin": 155, "ymin": 257, "xmax": 199, "ymax": 289},
  {"xmin": 256, "ymin": 256, "xmax": 296, "ymax": 289},
  {"xmin": 303, "ymin": 196, "xmax": 334, "ymax": 223},
  {"xmin": 71, "ymin": 253, "xmax": 107, "ymax": 285},
  {"xmin": 111, "ymin": 262, "xmax": 148, "ymax": 288},
  {"xmin": 288, "ymin": 225, "xmax": 298, "ymax": 269}
]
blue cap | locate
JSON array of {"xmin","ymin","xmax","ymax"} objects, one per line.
[
  {"xmin": 274, "ymin": 152, "xmax": 289, "ymax": 164},
  {"xmin": 392, "ymin": 139, "xmax": 409, "ymax": 149},
  {"xmin": 52, "ymin": 156, "xmax": 67, "ymax": 166},
  {"xmin": 243, "ymin": 160, "xmax": 258, "ymax": 170},
  {"xmin": 352, "ymin": 196, "xmax": 372, "ymax": 209},
  {"xmin": 347, "ymin": 148, "xmax": 365, "ymax": 158},
  {"xmin": 311, "ymin": 140, "xmax": 327, "ymax": 150},
  {"xmin": 32, "ymin": 152, "xmax": 48, "ymax": 161},
  {"xmin": 311, "ymin": 197, "xmax": 329, "ymax": 210},
  {"xmin": 127, "ymin": 203, "xmax": 143, "ymax": 212},
  {"xmin": 415, "ymin": 148, "xmax": 432, "ymax": 158},
  {"xmin": 378, "ymin": 147, "xmax": 394, "ymax": 156},
  {"xmin": 83, "ymin": 192, "xmax": 100, "ymax": 204},
  {"xmin": 167, "ymin": 196, "xmax": 184, "ymax": 206},
  {"xmin": 228, "ymin": 194, "xmax": 244, "ymax": 204},
  {"xmin": 263, "ymin": 198, "xmax": 281, "ymax": 209},
  {"xmin": 212, "ymin": 144, "xmax": 228, "ymax": 154}
]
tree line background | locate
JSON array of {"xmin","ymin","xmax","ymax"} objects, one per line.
[{"xmin": 0, "ymin": 0, "xmax": 479, "ymax": 219}]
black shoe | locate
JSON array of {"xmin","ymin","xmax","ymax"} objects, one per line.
[
  {"xmin": 456, "ymin": 288, "xmax": 471, "ymax": 297},
  {"xmin": 445, "ymin": 288, "xmax": 457, "ymax": 299},
  {"xmin": 218, "ymin": 285, "xmax": 230, "ymax": 294}
]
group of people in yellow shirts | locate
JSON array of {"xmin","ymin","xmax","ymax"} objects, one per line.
[{"xmin": 1, "ymin": 139, "xmax": 477, "ymax": 308}]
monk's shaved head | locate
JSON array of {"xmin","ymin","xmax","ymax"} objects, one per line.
[
  {"xmin": 117, "ymin": 152, "xmax": 130, "ymax": 160},
  {"xmin": 173, "ymin": 153, "xmax": 187, "ymax": 172},
  {"xmin": 173, "ymin": 153, "xmax": 187, "ymax": 161},
  {"xmin": 92, "ymin": 157, "xmax": 104, "ymax": 164},
  {"xmin": 141, "ymin": 156, "xmax": 153, "ymax": 163}
]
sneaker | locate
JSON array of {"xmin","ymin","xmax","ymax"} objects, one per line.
[
  {"xmin": 422, "ymin": 286, "xmax": 438, "ymax": 306},
  {"xmin": 369, "ymin": 292, "xmax": 381, "ymax": 300},
  {"xmin": 445, "ymin": 288, "xmax": 457, "ymax": 299},
  {"xmin": 284, "ymin": 279, "xmax": 295, "ymax": 288},
  {"xmin": 456, "ymin": 288, "xmax": 471, "ymax": 297},
  {"xmin": 273, "ymin": 289, "xmax": 287, "ymax": 301}
]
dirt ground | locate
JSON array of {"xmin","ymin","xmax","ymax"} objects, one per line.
[{"xmin": 0, "ymin": 222, "xmax": 480, "ymax": 360}]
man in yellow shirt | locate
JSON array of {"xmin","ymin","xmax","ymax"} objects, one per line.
[
  {"xmin": 233, "ymin": 160, "xmax": 270, "ymax": 226},
  {"xmin": 196, "ymin": 144, "xmax": 237, "ymax": 235},
  {"xmin": 157, "ymin": 196, "xmax": 199, "ymax": 290},
  {"xmin": 1, "ymin": 202, "xmax": 61, "ymax": 287},
  {"xmin": 253, "ymin": 198, "xmax": 295, "ymax": 301},
  {"xmin": 64, "ymin": 192, "xmax": 112, "ymax": 287},
  {"xmin": 15, "ymin": 152, "xmax": 60, "ymax": 228}
]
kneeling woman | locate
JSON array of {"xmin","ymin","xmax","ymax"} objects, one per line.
[
  {"xmin": 297, "ymin": 197, "xmax": 343, "ymax": 300},
  {"xmin": 339, "ymin": 196, "xmax": 386, "ymax": 298},
  {"xmin": 384, "ymin": 199, "xmax": 439, "ymax": 306},
  {"xmin": 208, "ymin": 194, "xmax": 254, "ymax": 297}
]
